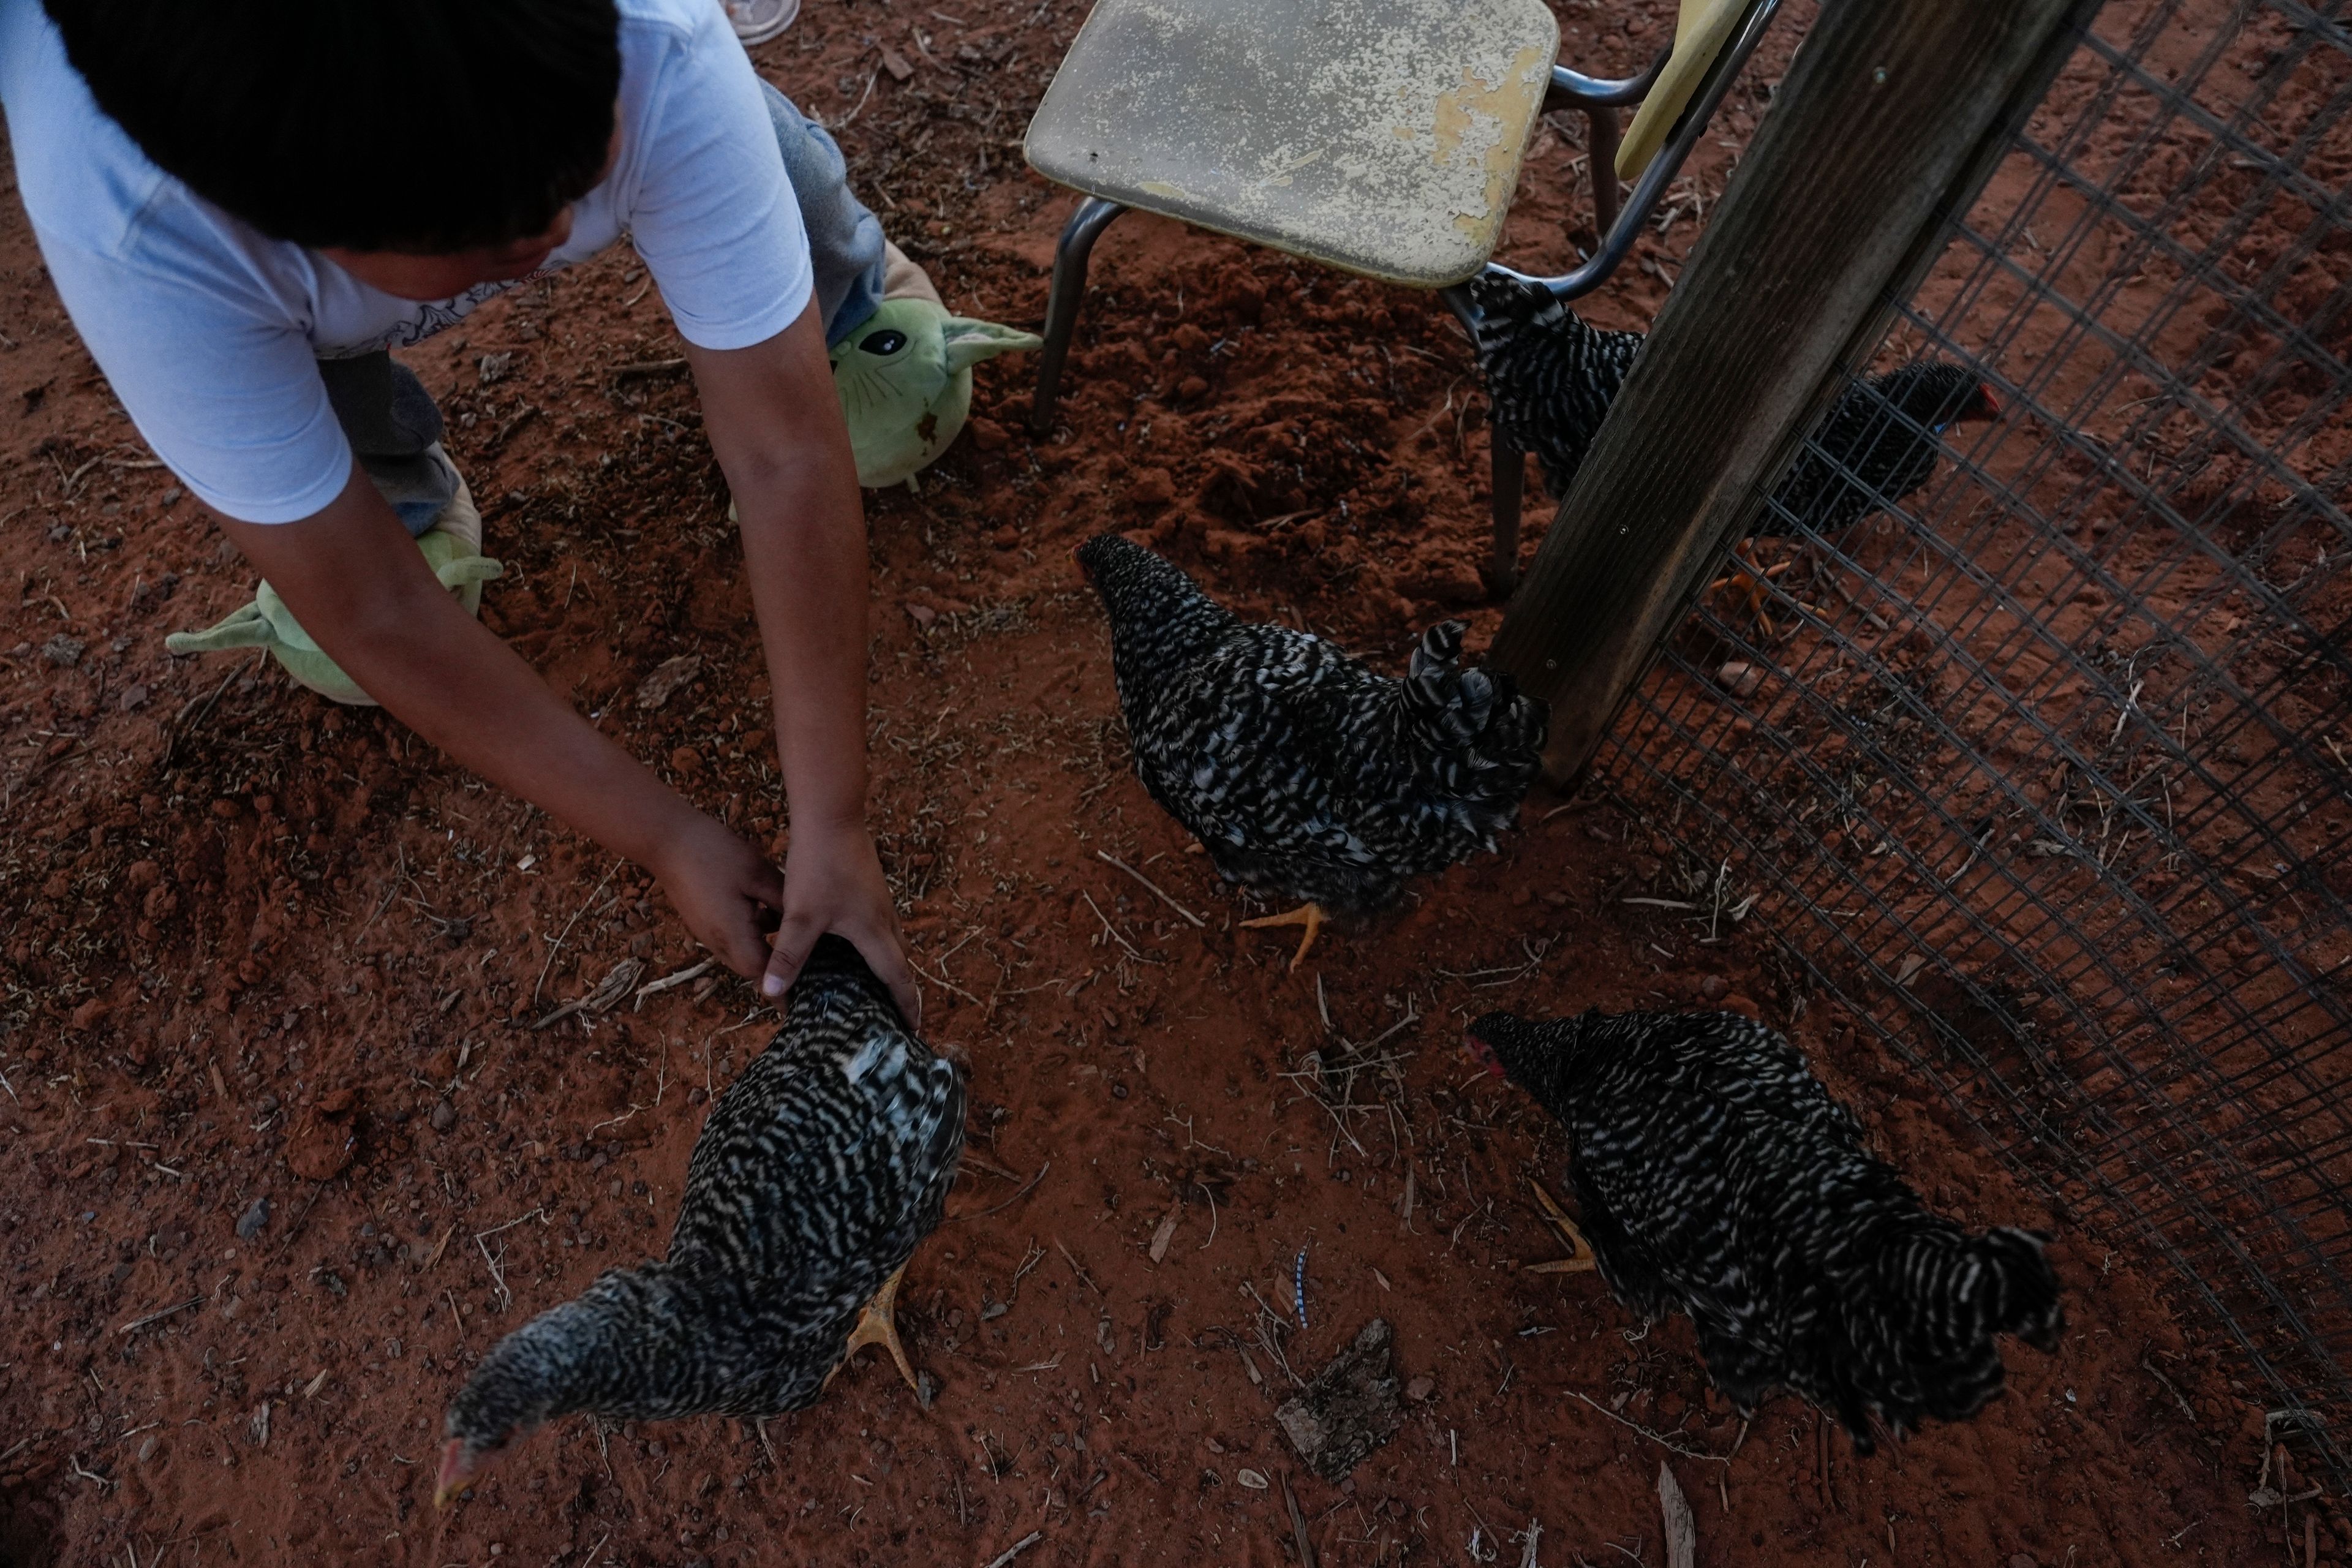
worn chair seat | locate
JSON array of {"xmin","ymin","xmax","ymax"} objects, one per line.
[{"xmin": 1024, "ymin": 0, "xmax": 1559, "ymax": 288}]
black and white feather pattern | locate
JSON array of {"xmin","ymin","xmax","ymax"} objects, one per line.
[
  {"xmin": 1469, "ymin": 273, "xmax": 1994, "ymax": 537},
  {"xmin": 1076, "ymin": 534, "xmax": 1547, "ymax": 916},
  {"xmin": 1470, "ymin": 274, "xmax": 1642, "ymax": 497},
  {"xmin": 1469, "ymin": 1008, "xmax": 2062, "ymax": 1450},
  {"xmin": 443, "ymin": 938, "xmax": 965, "ymax": 1463}
]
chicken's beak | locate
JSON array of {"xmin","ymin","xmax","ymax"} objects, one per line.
[{"xmin": 434, "ymin": 1437, "xmax": 481, "ymax": 1509}]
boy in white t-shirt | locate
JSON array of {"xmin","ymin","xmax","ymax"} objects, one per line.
[{"xmin": 1, "ymin": 0, "xmax": 920, "ymax": 1014}]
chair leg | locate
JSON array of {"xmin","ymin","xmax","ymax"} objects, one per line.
[
  {"xmin": 1585, "ymin": 106, "xmax": 1622, "ymax": 239},
  {"xmin": 1488, "ymin": 434, "xmax": 1525, "ymax": 597},
  {"xmin": 1030, "ymin": 197, "xmax": 1129, "ymax": 437}
]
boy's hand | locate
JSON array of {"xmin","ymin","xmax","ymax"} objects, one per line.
[
  {"xmin": 763, "ymin": 821, "xmax": 919, "ymax": 1024},
  {"xmin": 644, "ymin": 813, "xmax": 788, "ymax": 982}
]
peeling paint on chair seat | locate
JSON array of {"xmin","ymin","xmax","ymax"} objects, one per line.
[{"xmin": 1024, "ymin": 0, "xmax": 1560, "ymax": 287}]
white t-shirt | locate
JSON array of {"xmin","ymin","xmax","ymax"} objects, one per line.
[{"xmin": 0, "ymin": 0, "xmax": 812, "ymax": 523}]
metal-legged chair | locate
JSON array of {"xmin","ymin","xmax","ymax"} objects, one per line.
[{"xmin": 1022, "ymin": 0, "xmax": 1785, "ymax": 594}]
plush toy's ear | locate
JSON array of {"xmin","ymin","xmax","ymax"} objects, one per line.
[
  {"xmin": 164, "ymin": 601, "xmax": 282, "ymax": 656},
  {"xmin": 940, "ymin": 317, "xmax": 1043, "ymax": 374}
]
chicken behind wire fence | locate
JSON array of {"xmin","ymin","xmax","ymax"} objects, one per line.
[{"xmin": 1468, "ymin": 271, "xmax": 2002, "ymax": 537}]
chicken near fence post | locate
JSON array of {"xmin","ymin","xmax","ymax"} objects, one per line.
[
  {"xmin": 1466, "ymin": 1007, "xmax": 2063, "ymax": 1451},
  {"xmin": 1468, "ymin": 273, "xmax": 2000, "ymax": 634},
  {"xmin": 1075, "ymin": 533, "xmax": 1547, "ymax": 970},
  {"xmin": 435, "ymin": 936, "xmax": 965, "ymax": 1506}
]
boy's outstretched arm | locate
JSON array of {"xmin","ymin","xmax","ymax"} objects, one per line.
[
  {"xmin": 685, "ymin": 300, "xmax": 918, "ymax": 1019},
  {"xmin": 217, "ymin": 475, "xmax": 794, "ymax": 982}
]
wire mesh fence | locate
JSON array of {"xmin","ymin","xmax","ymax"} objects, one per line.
[{"xmin": 1600, "ymin": 0, "xmax": 2352, "ymax": 1478}]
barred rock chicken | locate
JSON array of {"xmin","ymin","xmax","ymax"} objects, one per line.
[
  {"xmin": 1469, "ymin": 274, "xmax": 2000, "ymax": 627},
  {"xmin": 435, "ymin": 937, "xmax": 965, "ymax": 1505},
  {"xmin": 1466, "ymin": 1008, "xmax": 2062, "ymax": 1451},
  {"xmin": 1076, "ymin": 533, "xmax": 1545, "ymax": 968}
]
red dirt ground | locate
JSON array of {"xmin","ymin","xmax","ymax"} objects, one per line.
[{"xmin": 0, "ymin": 1, "xmax": 2312, "ymax": 1564}]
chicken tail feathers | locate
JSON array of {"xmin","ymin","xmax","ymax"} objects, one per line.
[
  {"xmin": 1402, "ymin": 621, "xmax": 1549, "ymax": 810},
  {"xmin": 1968, "ymin": 1227, "xmax": 2065, "ymax": 1352}
]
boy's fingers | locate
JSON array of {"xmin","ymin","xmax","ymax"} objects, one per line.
[
  {"xmin": 744, "ymin": 859, "xmax": 787, "ymax": 913},
  {"xmin": 847, "ymin": 929, "xmax": 922, "ymax": 1030},
  {"xmin": 762, "ymin": 914, "xmax": 820, "ymax": 1002}
]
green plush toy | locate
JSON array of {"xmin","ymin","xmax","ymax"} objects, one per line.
[
  {"xmin": 165, "ymin": 523, "xmax": 503, "ymax": 707},
  {"xmin": 831, "ymin": 299, "xmax": 1041, "ymax": 488}
]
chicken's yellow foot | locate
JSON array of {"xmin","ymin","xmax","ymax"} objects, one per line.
[
  {"xmin": 1239, "ymin": 902, "xmax": 1327, "ymax": 971},
  {"xmin": 1525, "ymin": 1177, "xmax": 1597, "ymax": 1275},
  {"xmin": 828, "ymin": 1265, "xmax": 921, "ymax": 1393},
  {"xmin": 1706, "ymin": 542, "xmax": 1793, "ymax": 636}
]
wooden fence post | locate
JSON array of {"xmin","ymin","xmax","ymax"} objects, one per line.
[{"xmin": 1488, "ymin": 0, "xmax": 2098, "ymax": 784}]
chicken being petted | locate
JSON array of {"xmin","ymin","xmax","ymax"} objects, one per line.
[
  {"xmin": 1075, "ymin": 533, "xmax": 1547, "ymax": 968},
  {"xmin": 435, "ymin": 937, "xmax": 965, "ymax": 1504},
  {"xmin": 1467, "ymin": 1008, "xmax": 2062, "ymax": 1452}
]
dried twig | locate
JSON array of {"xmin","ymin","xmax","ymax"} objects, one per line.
[
  {"xmin": 115, "ymin": 1298, "xmax": 203, "ymax": 1336},
  {"xmin": 633, "ymin": 958, "xmax": 714, "ymax": 1011},
  {"xmin": 1281, "ymin": 1472, "xmax": 1321, "ymax": 1568},
  {"xmin": 532, "ymin": 861, "xmax": 622, "ymax": 1005},
  {"xmin": 947, "ymin": 1160, "xmax": 1050, "ymax": 1224},
  {"xmin": 982, "ymin": 1531, "xmax": 1042, "ymax": 1568},
  {"xmin": 1094, "ymin": 851, "xmax": 1205, "ymax": 927},
  {"xmin": 1566, "ymin": 1390, "xmax": 1731, "ymax": 1463},
  {"xmin": 1080, "ymin": 891, "xmax": 1141, "ymax": 957},
  {"xmin": 1056, "ymin": 1238, "xmax": 1106, "ymax": 1299}
]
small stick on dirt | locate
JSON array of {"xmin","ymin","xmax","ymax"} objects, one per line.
[
  {"xmin": 960, "ymin": 1150, "xmax": 1023, "ymax": 1181},
  {"xmin": 533, "ymin": 861, "xmax": 622, "ymax": 1006},
  {"xmin": 1280, "ymin": 1471, "xmax": 1321, "ymax": 1568},
  {"xmin": 160, "ymin": 653, "xmax": 263, "ymax": 771},
  {"xmin": 1565, "ymin": 1390, "xmax": 1730, "ymax": 1463},
  {"xmin": 946, "ymin": 1161, "xmax": 1049, "ymax": 1224},
  {"xmin": 445, "ymin": 1288, "xmax": 470, "ymax": 1353},
  {"xmin": 116, "ymin": 1297, "xmax": 203, "ymax": 1336},
  {"xmin": 1080, "ymin": 891, "xmax": 1140, "ymax": 958},
  {"xmin": 1658, "ymin": 1463, "xmax": 1697, "ymax": 1568},
  {"xmin": 633, "ymin": 959, "xmax": 714, "ymax": 1011},
  {"xmin": 911, "ymin": 959, "xmax": 986, "ymax": 1008},
  {"xmin": 1056, "ymin": 1238, "xmax": 1106, "ymax": 1299},
  {"xmin": 2141, "ymin": 1355, "xmax": 2200, "ymax": 1428},
  {"xmin": 1094, "ymin": 851, "xmax": 1205, "ymax": 927},
  {"xmin": 982, "ymin": 1529, "xmax": 1042, "ymax": 1568},
  {"xmin": 476, "ymin": 1235, "xmax": 512, "ymax": 1312}
]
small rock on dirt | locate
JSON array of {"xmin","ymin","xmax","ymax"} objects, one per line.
[
  {"xmin": 235, "ymin": 1197, "xmax": 271, "ymax": 1239},
  {"xmin": 42, "ymin": 634, "xmax": 85, "ymax": 668},
  {"xmin": 1699, "ymin": 974, "xmax": 1730, "ymax": 1001},
  {"xmin": 635, "ymin": 653, "xmax": 703, "ymax": 710},
  {"xmin": 1276, "ymin": 1317, "xmax": 1404, "ymax": 1483},
  {"xmin": 429, "ymin": 1100, "xmax": 456, "ymax": 1133},
  {"xmin": 120, "ymin": 683, "xmax": 149, "ymax": 711},
  {"xmin": 1716, "ymin": 660, "xmax": 1761, "ymax": 699}
]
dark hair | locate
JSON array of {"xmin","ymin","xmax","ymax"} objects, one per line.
[{"xmin": 43, "ymin": 0, "xmax": 622, "ymax": 252}]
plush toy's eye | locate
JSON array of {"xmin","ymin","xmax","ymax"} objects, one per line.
[{"xmin": 859, "ymin": 330, "xmax": 908, "ymax": 356}]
